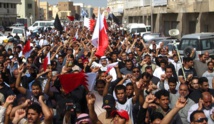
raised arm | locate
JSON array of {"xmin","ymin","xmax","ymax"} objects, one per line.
[
  {"xmin": 15, "ymin": 65, "xmax": 27, "ymax": 95},
  {"xmin": 103, "ymin": 75, "xmax": 113, "ymax": 97},
  {"xmin": 10, "ymin": 99, "xmax": 31, "ymax": 120},
  {"xmin": 86, "ymin": 93, "xmax": 102, "ymax": 124},
  {"xmin": 160, "ymin": 97, "xmax": 187, "ymax": 124},
  {"xmin": 44, "ymin": 71, "xmax": 54, "ymax": 97},
  {"xmin": 131, "ymin": 76, "xmax": 139, "ymax": 104},
  {"xmin": 39, "ymin": 95, "xmax": 53, "ymax": 124}
]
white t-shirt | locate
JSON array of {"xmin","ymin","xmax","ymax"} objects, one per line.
[
  {"xmin": 92, "ymin": 91, "xmax": 105, "ymax": 116},
  {"xmin": 202, "ymin": 71, "xmax": 214, "ymax": 88},
  {"xmin": 116, "ymin": 98, "xmax": 134, "ymax": 124}
]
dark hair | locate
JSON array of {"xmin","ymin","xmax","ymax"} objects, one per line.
[
  {"xmin": 155, "ymin": 90, "xmax": 169, "ymax": 99},
  {"xmin": 183, "ymin": 57, "xmax": 193, "ymax": 63},
  {"xmin": 144, "ymin": 54, "xmax": 151, "ymax": 59},
  {"xmin": 198, "ymin": 77, "xmax": 208, "ymax": 85},
  {"xmin": 115, "ymin": 85, "xmax": 126, "ymax": 94},
  {"xmin": 95, "ymin": 80, "xmax": 106, "ymax": 86},
  {"xmin": 168, "ymin": 77, "xmax": 177, "ymax": 84},
  {"xmin": 150, "ymin": 112, "xmax": 164, "ymax": 122},
  {"xmin": 145, "ymin": 66, "xmax": 152, "ymax": 70},
  {"xmin": 126, "ymin": 83, "xmax": 133, "ymax": 87},
  {"xmin": 31, "ymin": 81, "xmax": 42, "ymax": 89},
  {"xmin": 173, "ymin": 54, "xmax": 178, "ymax": 58},
  {"xmin": 141, "ymin": 72, "xmax": 152, "ymax": 80},
  {"xmin": 207, "ymin": 61, "xmax": 213, "ymax": 66},
  {"xmin": 27, "ymin": 103, "xmax": 42, "ymax": 114},
  {"xmin": 165, "ymin": 65, "xmax": 173, "ymax": 71},
  {"xmin": 159, "ymin": 59, "xmax": 167, "ymax": 65},
  {"xmin": 190, "ymin": 110, "xmax": 205, "ymax": 122}
]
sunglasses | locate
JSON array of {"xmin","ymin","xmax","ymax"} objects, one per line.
[
  {"xmin": 194, "ymin": 117, "xmax": 208, "ymax": 122},
  {"xmin": 133, "ymin": 70, "xmax": 140, "ymax": 73}
]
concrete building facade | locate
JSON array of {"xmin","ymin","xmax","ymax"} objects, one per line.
[
  {"xmin": 124, "ymin": 0, "xmax": 214, "ymax": 37},
  {"xmin": 0, "ymin": 0, "xmax": 21, "ymax": 26},
  {"xmin": 40, "ymin": 1, "xmax": 49, "ymax": 20},
  {"xmin": 58, "ymin": 1, "xmax": 75, "ymax": 19},
  {"xmin": 34, "ymin": 0, "xmax": 40, "ymax": 20},
  {"xmin": 107, "ymin": 0, "xmax": 125, "ymax": 23},
  {"xmin": 17, "ymin": 0, "xmax": 36, "ymax": 24}
]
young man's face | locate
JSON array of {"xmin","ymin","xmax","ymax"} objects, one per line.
[
  {"xmin": 116, "ymin": 89, "xmax": 126, "ymax": 103},
  {"xmin": 113, "ymin": 114, "xmax": 126, "ymax": 124},
  {"xmin": 200, "ymin": 82, "xmax": 209, "ymax": 91},
  {"xmin": 187, "ymin": 60, "xmax": 194, "ymax": 67},
  {"xmin": 158, "ymin": 95, "xmax": 169, "ymax": 111},
  {"xmin": 126, "ymin": 85, "xmax": 133, "ymax": 98},
  {"xmin": 27, "ymin": 109, "xmax": 41, "ymax": 124},
  {"xmin": 32, "ymin": 86, "xmax": 41, "ymax": 97},
  {"xmin": 165, "ymin": 68, "xmax": 173, "ymax": 79},
  {"xmin": 96, "ymin": 83, "xmax": 105, "ymax": 96},
  {"xmin": 208, "ymin": 62, "xmax": 213, "ymax": 71},
  {"xmin": 168, "ymin": 82, "xmax": 176, "ymax": 93}
]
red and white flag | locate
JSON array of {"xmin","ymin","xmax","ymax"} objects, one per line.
[
  {"xmin": 43, "ymin": 52, "xmax": 50, "ymax": 71},
  {"xmin": 19, "ymin": 40, "xmax": 32, "ymax": 58},
  {"xmin": 84, "ymin": 17, "xmax": 96, "ymax": 31},
  {"xmin": 106, "ymin": 62, "xmax": 118, "ymax": 73},
  {"xmin": 91, "ymin": 9, "xmax": 109, "ymax": 57}
]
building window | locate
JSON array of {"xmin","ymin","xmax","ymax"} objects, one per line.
[
  {"xmin": 0, "ymin": 3, "xmax": 2, "ymax": 8},
  {"xmin": 164, "ymin": 21, "xmax": 179, "ymax": 36},
  {"xmin": 7, "ymin": 3, "xmax": 9, "ymax": 8},
  {"xmin": 204, "ymin": 25, "xmax": 208, "ymax": 32},
  {"xmin": 189, "ymin": 21, "xmax": 196, "ymax": 34},
  {"xmin": 28, "ymin": 4, "xmax": 32, "ymax": 9},
  {"xmin": 4, "ymin": 3, "xmax": 6, "ymax": 8}
]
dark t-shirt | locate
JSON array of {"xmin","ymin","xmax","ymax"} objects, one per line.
[
  {"xmin": 26, "ymin": 90, "xmax": 48, "ymax": 104},
  {"xmin": 178, "ymin": 67, "xmax": 197, "ymax": 77}
]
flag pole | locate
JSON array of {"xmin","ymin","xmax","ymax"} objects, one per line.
[{"xmin": 97, "ymin": 7, "xmax": 100, "ymax": 51}]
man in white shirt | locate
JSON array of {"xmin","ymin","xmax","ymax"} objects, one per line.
[
  {"xmin": 153, "ymin": 59, "xmax": 167, "ymax": 79},
  {"xmin": 202, "ymin": 61, "xmax": 214, "ymax": 88},
  {"xmin": 188, "ymin": 92, "xmax": 214, "ymax": 124}
]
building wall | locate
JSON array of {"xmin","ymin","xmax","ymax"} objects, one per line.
[
  {"xmin": 58, "ymin": 2, "xmax": 73, "ymax": 11},
  {"xmin": 0, "ymin": 0, "xmax": 21, "ymax": 26},
  {"xmin": 34, "ymin": 0, "xmax": 40, "ymax": 20},
  {"xmin": 17, "ymin": 0, "xmax": 35, "ymax": 23},
  {"xmin": 74, "ymin": 6, "xmax": 80, "ymax": 15},
  {"xmin": 124, "ymin": 0, "xmax": 214, "ymax": 38},
  {"xmin": 40, "ymin": 1, "xmax": 49, "ymax": 20}
]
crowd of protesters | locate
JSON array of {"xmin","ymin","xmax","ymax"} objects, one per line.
[{"xmin": 0, "ymin": 21, "xmax": 213, "ymax": 124}]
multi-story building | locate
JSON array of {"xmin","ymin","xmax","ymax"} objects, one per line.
[
  {"xmin": 34, "ymin": 0, "xmax": 40, "ymax": 20},
  {"xmin": 58, "ymin": 1, "xmax": 75, "ymax": 19},
  {"xmin": 0, "ymin": 0, "xmax": 21, "ymax": 26},
  {"xmin": 17, "ymin": 0, "xmax": 36, "ymax": 24},
  {"xmin": 107, "ymin": 0, "xmax": 125, "ymax": 23},
  {"xmin": 40, "ymin": 1, "xmax": 49, "ymax": 20},
  {"xmin": 124, "ymin": 0, "xmax": 214, "ymax": 37}
]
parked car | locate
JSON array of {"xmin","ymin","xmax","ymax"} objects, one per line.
[
  {"xmin": 142, "ymin": 33, "xmax": 161, "ymax": 43},
  {"xmin": 6, "ymin": 23, "xmax": 25, "ymax": 31},
  {"xmin": 178, "ymin": 33, "xmax": 214, "ymax": 59},
  {"xmin": 0, "ymin": 32, "xmax": 7, "ymax": 44},
  {"xmin": 11, "ymin": 28, "xmax": 26, "ymax": 38},
  {"xmin": 149, "ymin": 37, "xmax": 179, "ymax": 49}
]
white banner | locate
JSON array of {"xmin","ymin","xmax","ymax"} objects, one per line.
[{"xmin": 153, "ymin": 0, "xmax": 168, "ymax": 6}]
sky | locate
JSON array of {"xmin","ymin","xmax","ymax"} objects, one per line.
[{"xmin": 41, "ymin": 0, "xmax": 107, "ymax": 7}]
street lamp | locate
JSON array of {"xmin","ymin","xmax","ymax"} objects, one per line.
[{"xmin": 30, "ymin": 15, "xmax": 33, "ymax": 25}]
